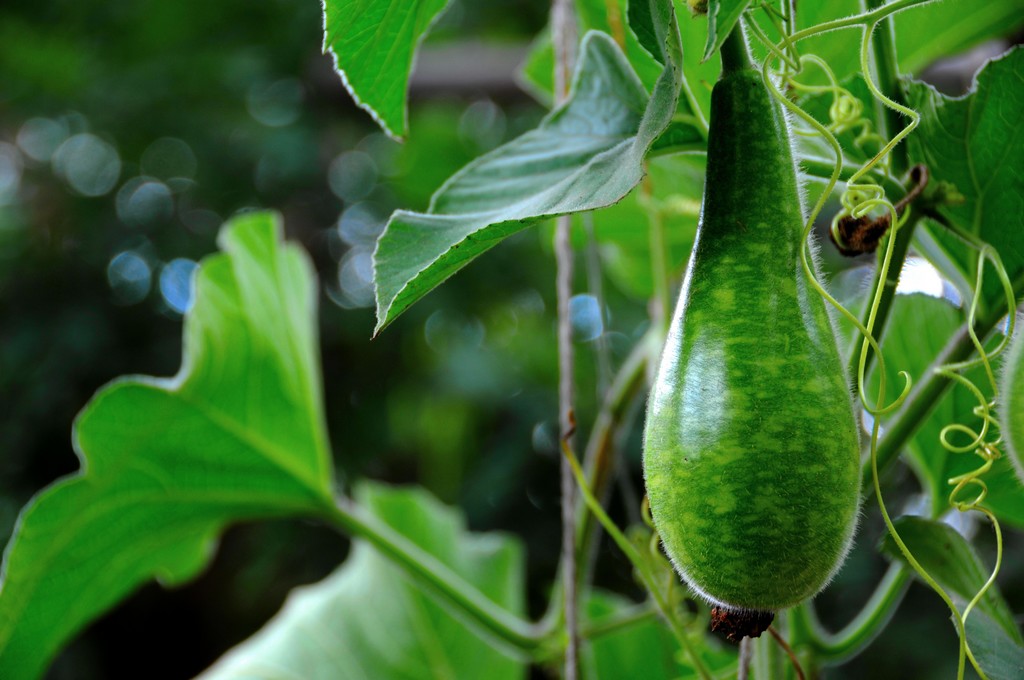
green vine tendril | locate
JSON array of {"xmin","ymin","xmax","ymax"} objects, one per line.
[{"xmin": 748, "ymin": 3, "xmax": 1018, "ymax": 678}]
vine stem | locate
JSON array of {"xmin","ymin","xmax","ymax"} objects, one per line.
[
  {"xmin": 575, "ymin": 328, "xmax": 657, "ymax": 584},
  {"xmin": 769, "ymin": 627, "xmax": 806, "ymax": 680},
  {"xmin": 583, "ymin": 212, "xmax": 613, "ymax": 397},
  {"xmin": 846, "ymin": 201, "xmax": 919, "ymax": 382},
  {"xmin": 561, "ymin": 440, "xmax": 714, "ymax": 680},
  {"xmin": 738, "ymin": 637, "xmax": 753, "ymax": 680},
  {"xmin": 323, "ymin": 498, "xmax": 544, "ymax": 652},
  {"xmin": 790, "ymin": 564, "xmax": 911, "ymax": 662},
  {"xmin": 552, "ymin": 0, "xmax": 580, "ymax": 676},
  {"xmin": 802, "ymin": 155, "xmax": 906, "ymax": 196},
  {"xmin": 786, "ymin": 0, "xmax": 941, "ymax": 44}
]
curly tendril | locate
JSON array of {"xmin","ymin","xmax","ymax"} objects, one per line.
[{"xmin": 748, "ymin": 3, "xmax": 1018, "ymax": 678}]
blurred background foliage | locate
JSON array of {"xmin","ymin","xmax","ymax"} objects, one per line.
[{"xmin": 0, "ymin": 0, "xmax": 1020, "ymax": 678}]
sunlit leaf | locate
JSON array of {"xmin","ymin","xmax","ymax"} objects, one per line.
[
  {"xmin": 322, "ymin": 0, "xmax": 453, "ymax": 139},
  {"xmin": 201, "ymin": 484, "xmax": 526, "ymax": 680},
  {"xmin": 0, "ymin": 212, "xmax": 335, "ymax": 679},
  {"xmin": 373, "ymin": 26, "xmax": 686, "ymax": 334},
  {"xmin": 906, "ymin": 48, "xmax": 1024, "ymax": 314}
]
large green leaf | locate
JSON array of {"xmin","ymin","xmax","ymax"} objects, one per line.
[
  {"xmin": 879, "ymin": 516, "xmax": 1022, "ymax": 645},
  {"xmin": 373, "ymin": 26, "xmax": 684, "ymax": 334},
  {"xmin": 965, "ymin": 608, "xmax": 1024, "ymax": 680},
  {"xmin": 200, "ymin": 484, "xmax": 525, "ymax": 680},
  {"xmin": 893, "ymin": 2, "xmax": 1024, "ymax": 75},
  {"xmin": 322, "ymin": 0, "xmax": 452, "ymax": 140},
  {"xmin": 906, "ymin": 48, "xmax": 1024, "ymax": 313},
  {"xmin": 0, "ymin": 213, "xmax": 335, "ymax": 679},
  {"xmin": 627, "ymin": 0, "xmax": 678, "ymax": 65}
]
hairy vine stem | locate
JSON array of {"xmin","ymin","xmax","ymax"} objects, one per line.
[{"xmin": 552, "ymin": 0, "xmax": 580, "ymax": 676}]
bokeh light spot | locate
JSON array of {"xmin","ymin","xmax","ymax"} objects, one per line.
[
  {"xmin": 52, "ymin": 133, "xmax": 121, "ymax": 197},
  {"xmin": 16, "ymin": 117, "xmax": 68, "ymax": 163},
  {"xmin": 0, "ymin": 143, "xmax": 23, "ymax": 206},
  {"xmin": 458, "ymin": 99, "xmax": 506, "ymax": 151},
  {"xmin": 335, "ymin": 249, "xmax": 375, "ymax": 309},
  {"xmin": 328, "ymin": 151, "xmax": 378, "ymax": 202},
  {"xmin": 107, "ymin": 251, "xmax": 152, "ymax": 305},
  {"xmin": 247, "ymin": 78, "xmax": 303, "ymax": 127},
  {"xmin": 569, "ymin": 294, "xmax": 603, "ymax": 342},
  {"xmin": 160, "ymin": 258, "xmax": 198, "ymax": 314},
  {"xmin": 337, "ymin": 202, "xmax": 386, "ymax": 247},
  {"xmin": 116, "ymin": 177, "xmax": 174, "ymax": 227}
]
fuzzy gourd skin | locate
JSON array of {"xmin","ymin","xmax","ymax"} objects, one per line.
[
  {"xmin": 642, "ymin": 31, "xmax": 861, "ymax": 612},
  {"xmin": 1001, "ymin": 322, "xmax": 1024, "ymax": 482}
]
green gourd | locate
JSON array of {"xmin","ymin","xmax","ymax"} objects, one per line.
[
  {"xmin": 642, "ymin": 27, "xmax": 861, "ymax": 613},
  {"xmin": 1001, "ymin": 321, "xmax": 1024, "ymax": 482}
]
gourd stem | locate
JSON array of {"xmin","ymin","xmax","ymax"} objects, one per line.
[
  {"xmin": 720, "ymin": 22, "xmax": 753, "ymax": 73},
  {"xmin": 791, "ymin": 564, "xmax": 911, "ymax": 661},
  {"xmin": 324, "ymin": 498, "xmax": 545, "ymax": 652},
  {"xmin": 754, "ymin": 629, "xmax": 785, "ymax": 679}
]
